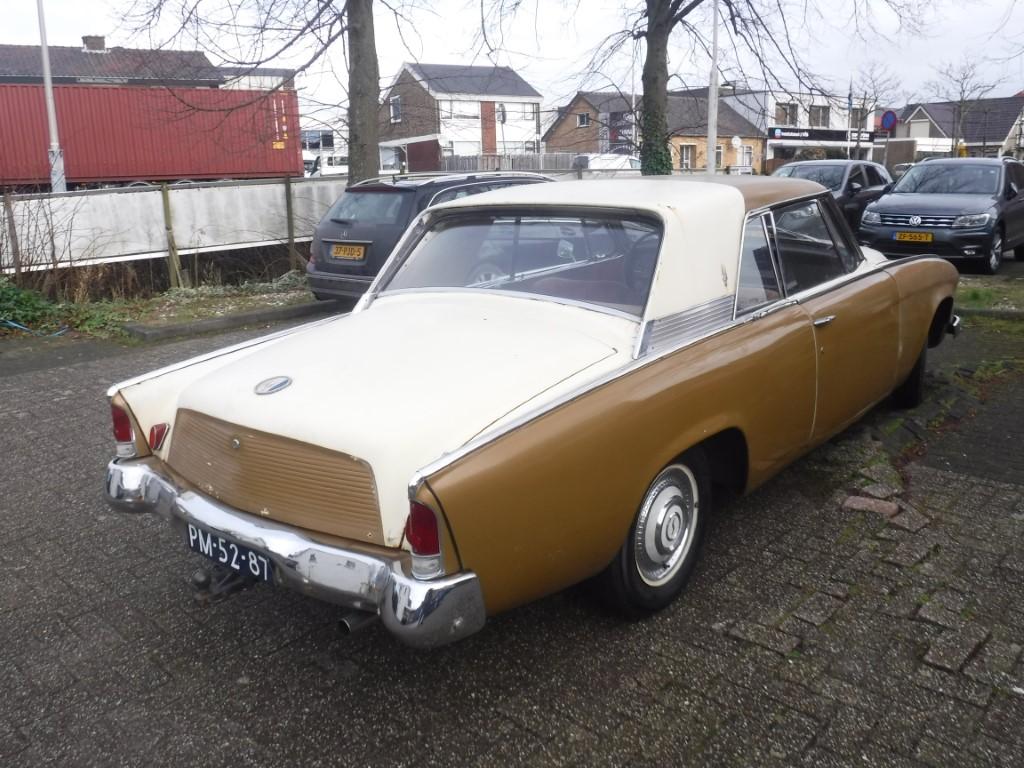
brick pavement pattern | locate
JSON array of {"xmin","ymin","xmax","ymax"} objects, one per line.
[{"xmin": 0, "ymin": 320, "xmax": 1022, "ymax": 767}]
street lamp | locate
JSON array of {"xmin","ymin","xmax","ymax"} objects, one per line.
[{"xmin": 36, "ymin": 0, "xmax": 66, "ymax": 192}]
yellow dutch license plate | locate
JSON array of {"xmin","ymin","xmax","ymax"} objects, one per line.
[
  {"xmin": 894, "ymin": 232, "xmax": 933, "ymax": 243},
  {"xmin": 331, "ymin": 244, "xmax": 365, "ymax": 260}
]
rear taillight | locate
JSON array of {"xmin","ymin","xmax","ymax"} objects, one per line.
[
  {"xmin": 406, "ymin": 501, "xmax": 442, "ymax": 579},
  {"xmin": 111, "ymin": 403, "xmax": 137, "ymax": 458}
]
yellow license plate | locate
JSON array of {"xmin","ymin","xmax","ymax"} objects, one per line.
[
  {"xmin": 331, "ymin": 244, "xmax": 365, "ymax": 260},
  {"xmin": 894, "ymin": 232, "xmax": 933, "ymax": 242}
]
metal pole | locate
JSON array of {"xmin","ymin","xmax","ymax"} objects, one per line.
[
  {"xmin": 706, "ymin": 0, "xmax": 719, "ymax": 176},
  {"xmin": 35, "ymin": 0, "xmax": 65, "ymax": 193}
]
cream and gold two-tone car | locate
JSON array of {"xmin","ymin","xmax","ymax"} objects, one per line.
[{"xmin": 104, "ymin": 177, "xmax": 960, "ymax": 648}]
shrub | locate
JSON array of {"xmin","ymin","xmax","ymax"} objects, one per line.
[{"xmin": 0, "ymin": 277, "xmax": 55, "ymax": 327}]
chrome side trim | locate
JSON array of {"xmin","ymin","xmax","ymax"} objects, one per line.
[
  {"xmin": 639, "ymin": 296, "xmax": 735, "ymax": 356},
  {"xmin": 105, "ymin": 458, "xmax": 485, "ymax": 649}
]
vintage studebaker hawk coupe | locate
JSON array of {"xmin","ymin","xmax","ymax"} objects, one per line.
[{"xmin": 105, "ymin": 177, "xmax": 959, "ymax": 647}]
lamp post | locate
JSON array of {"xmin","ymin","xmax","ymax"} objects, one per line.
[
  {"xmin": 706, "ymin": 0, "xmax": 719, "ymax": 176},
  {"xmin": 36, "ymin": 0, "xmax": 66, "ymax": 193}
]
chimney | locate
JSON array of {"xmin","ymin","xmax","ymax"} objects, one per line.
[{"xmin": 82, "ymin": 36, "xmax": 106, "ymax": 52}]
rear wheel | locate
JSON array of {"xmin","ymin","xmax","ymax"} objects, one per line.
[
  {"xmin": 892, "ymin": 343, "xmax": 926, "ymax": 409},
  {"xmin": 601, "ymin": 448, "xmax": 710, "ymax": 616},
  {"xmin": 981, "ymin": 230, "xmax": 1003, "ymax": 275}
]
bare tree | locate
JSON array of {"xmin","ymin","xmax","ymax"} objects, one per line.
[
  {"xmin": 927, "ymin": 58, "xmax": 1004, "ymax": 154},
  {"xmin": 480, "ymin": 0, "xmax": 929, "ymax": 174},
  {"xmin": 851, "ymin": 61, "xmax": 903, "ymax": 157}
]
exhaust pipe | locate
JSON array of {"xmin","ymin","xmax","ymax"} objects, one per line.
[{"xmin": 339, "ymin": 610, "xmax": 378, "ymax": 634}]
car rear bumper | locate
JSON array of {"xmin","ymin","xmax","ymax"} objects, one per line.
[
  {"xmin": 104, "ymin": 457, "xmax": 486, "ymax": 648},
  {"xmin": 858, "ymin": 225, "xmax": 994, "ymax": 259},
  {"xmin": 306, "ymin": 265, "xmax": 374, "ymax": 299}
]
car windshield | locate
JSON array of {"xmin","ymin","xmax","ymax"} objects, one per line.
[
  {"xmin": 379, "ymin": 211, "xmax": 662, "ymax": 317},
  {"xmin": 892, "ymin": 164, "xmax": 1000, "ymax": 195},
  {"xmin": 775, "ymin": 164, "xmax": 845, "ymax": 191},
  {"xmin": 324, "ymin": 190, "xmax": 411, "ymax": 224}
]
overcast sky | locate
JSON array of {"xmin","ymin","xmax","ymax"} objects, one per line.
[{"xmin": 8, "ymin": 0, "xmax": 1024, "ymax": 128}]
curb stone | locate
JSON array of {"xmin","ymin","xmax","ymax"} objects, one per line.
[{"xmin": 122, "ymin": 299, "xmax": 350, "ymax": 342}]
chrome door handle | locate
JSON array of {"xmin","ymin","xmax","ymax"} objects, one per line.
[{"xmin": 813, "ymin": 315, "xmax": 836, "ymax": 327}]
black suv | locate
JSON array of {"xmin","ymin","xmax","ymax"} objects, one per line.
[
  {"xmin": 858, "ymin": 157, "xmax": 1024, "ymax": 274},
  {"xmin": 772, "ymin": 160, "xmax": 892, "ymax": 230},
  {"xmin": 307, "ymin": 172, "xmax": 551, "ymax": 299}
]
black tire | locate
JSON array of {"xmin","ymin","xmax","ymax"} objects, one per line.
[
  {"xmin": 981, "ymin": 230, "xmax": 1003, "ymax": 275},
  {"xmin": 892, "ymin": 343, "xmax": 926, "ymax": 409},
  {"xmin": 1014, "ymin": 244, "xmax": 1024, "ymax": 261},
  {"xmin": 600, "ymin": 447, "xmax": 710, "ymax": 616}
]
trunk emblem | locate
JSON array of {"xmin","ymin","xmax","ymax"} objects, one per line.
[{"xmin": 254, "ymin": 376, "xmax": 292, "ymax": 395}]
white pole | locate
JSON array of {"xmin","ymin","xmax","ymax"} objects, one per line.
[
  {"xmin": 36, "ymin": 0, "xmax": 65, "ymax": 192},
  {"xmin": 706, "ymin": 0, "xmax": 719, "ymax": 176}
]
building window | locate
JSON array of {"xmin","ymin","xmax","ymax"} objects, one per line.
[
  {"xmin": 809, "ymin": 105, "xmax": 830, "ymax": 128},
  {"xmin": 452, "ymin": 140, "xmax": 481, "ymax": 155},
  {"xmin": 441, "ymin": 100, "xmax": 480, "ymax": 119},
  {"xmin": 715, "ymin": 145, "xmax": 724, "ymax": 168},
  {"xmin": 524, "ymin": 140, "xmax": 538, "ymax": 153},
  {"xmin": 389, "ymin": 96, "xmax": 402, "ymax": 124},
  {"xmin": 775, "ymin": 103, "xmax": 798, "ymax": 125},
  {"xmin": 300, "ymin": 130, "xmax": 334, "ymax": 151},
  {"xmin": 741, "ymin": 145, "xmax": 753, "ymax": 167},
  {"xmin": 679, "ymin": 144, "xmax": 695, "ymax": 169},
  {"xmin": 849, "ymin": 107, "xmax": 868, "ymax": 128},
  {"xmin": 577, "ymin": 113, "xmax": 591, "ymax": 128},
  {"xmin": 522, "ymin": 103, "xmax": 539, "ymax": 120}
]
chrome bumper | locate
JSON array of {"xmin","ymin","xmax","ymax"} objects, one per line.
[{"xmin": 104, "ymin": 458, "xmax": 486, "ymax": 648}]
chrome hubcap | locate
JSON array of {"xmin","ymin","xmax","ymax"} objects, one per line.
[
  {"xmin": 991, "ymin": 238, "xmax": 1002, "ymax": 270},
  {"xmin": 634, "ymin": 465, "xmax": 698, "ymax": 586}
]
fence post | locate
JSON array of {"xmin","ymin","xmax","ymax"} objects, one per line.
[
  {"xmin": 159, "ymin": 183, "xmax": 188, "ymax": 289},
  {"xmin": 2, "ymin": 192, "xmax": 21, "ymax": 283},
  {"xmin": 284, "ymin": 175, "xmax": 301, "ymax": 270}
]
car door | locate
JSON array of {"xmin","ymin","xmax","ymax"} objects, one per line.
[
  {"xmin": 837, "ymin": 164, "xmax": 872, "ymax": 230},
  {"xmin": 1003, "ymin": 164, "xmax": 1024, "ymax": 249},
  {"xmin": 770, "ymin": 197, "xmax": 900, "ymax": 444}
]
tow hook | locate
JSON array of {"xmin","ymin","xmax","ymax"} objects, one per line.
[{"xmin": 189, "ymin": 565, "xmax": 258, "ymax": 605}]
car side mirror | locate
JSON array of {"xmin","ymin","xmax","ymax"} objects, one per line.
[
  {"xmin": 848, "ymin": 181, "xmax": 863, "ymax": 195},
  {"xmin": 1008, "ymin": 182, "xmax": 1020, "ymax": 200}
]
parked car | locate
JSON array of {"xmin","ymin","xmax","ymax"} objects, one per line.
[
  {"xmin": 306, "ymin": 172, "xmax": 551, "ymax": 299},
  {"xmin": 892, "ymin": 162, "xmax": 914, "ymax": 179},
  {"xmin": 859, "ymin": 157, "xmax": 1024, "ymax": 274},
  {"xmin": 772, "ymin": 160, "xmax": 892, "ymax": 230},
  {"xmin": 104, "ymin": 177, "xmax": 959, "ymax": 648}
]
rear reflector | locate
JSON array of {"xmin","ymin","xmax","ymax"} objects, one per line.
[
  {"xmin": 148, "ymin": 423, "xmax": 170, "ymax": 451},
  {"xmin": 406, "ymin": 502, "xmax": 440, "ymax": 556}
]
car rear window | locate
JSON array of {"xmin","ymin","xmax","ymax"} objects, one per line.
[
  {"xmin": 379, "ymin": 211, "xmax": 663, "ymax": 317},
  {"xmin": 324, "ymin": 190, "xmax": 412, "ymax": 225},
  {"xmin": 892, "ymin": 164, "xmax": 1000, "ymax": 195}
]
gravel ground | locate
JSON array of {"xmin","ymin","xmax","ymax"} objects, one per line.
[{"xmin": 0, "ymin": 313, "xmax": 1021, "ymax": 767}]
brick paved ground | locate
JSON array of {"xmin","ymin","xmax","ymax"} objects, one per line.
[{"xmin": 0, "ymin": 315, "xmax": 1021, "ymax": 767}]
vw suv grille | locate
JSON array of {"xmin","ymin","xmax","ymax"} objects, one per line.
[{"xmin": 879, "ymin": 214, "xmax": 956, "ymax": 228}]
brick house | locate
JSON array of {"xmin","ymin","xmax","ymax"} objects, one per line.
[
  {"xmin": 377, "ymin": 62, "xmax": 543, "ymax": 172},
  {"xmin": 666, "ymin": 91, "xmax": 765, "ymax": 172},
  {"xmin": 543, "ymin": 91, "xmax": 638, "ymax": 154}
]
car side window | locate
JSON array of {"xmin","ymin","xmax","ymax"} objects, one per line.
[
  {"xmin": 772, "ymin": 199, "xmax": 849, "ymax": 294},
  {"xmin": 847, "ymin": 164, "xmax": 866, "ymax": 189},
  {"xmin": 864, "ymin": 165, "xmax": 885, "ymax": 186},
  {"xmin": 1008, "ymin": 163, "xmax": 1024, "ymax": 192},
  {"xmin": 736, "ymin": 215, "xmax": 782, "ymax": 314}
]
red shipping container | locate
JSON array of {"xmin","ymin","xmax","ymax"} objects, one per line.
[{"xmin": 0, "ymin": 83, "xmax": 303, "ymax": 186}]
